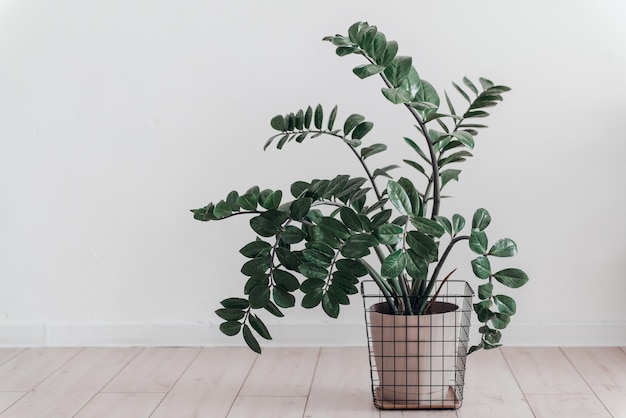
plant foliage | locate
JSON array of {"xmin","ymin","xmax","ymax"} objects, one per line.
[{"xmin": 192, "ymin": 21, "xmax": 528, "ymax": 354}]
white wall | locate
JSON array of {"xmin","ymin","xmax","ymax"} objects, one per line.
[{"xmin": 1, "ymin": 0, "xmax": 625, "ymax": 347}]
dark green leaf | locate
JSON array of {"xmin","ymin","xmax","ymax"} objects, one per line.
[
  {"xmin": 328, "ymin": 105, "xmax": 338, "ymax": 130},
  {"xmin": 273, "ymin": 286, "xmax": 296, "ymax": 308},
  {"xmin": 471, "ymin": 256, "xmax": 492, "ymax": 279},
  {"xmin": 328, "ymin": 283, "xmax": 350, "ymax": 305},
  {"xmin": 463, "ymin": 77, "xmax": 478, "ymax": 95},
  {"xmin": 452, "ymin": 82, "xmax": 471, "ymax": 103},
  {"xmin": 380, "ymin": 40, "xmax": 398, "ymax": 66},
  {"xmin": 383, "ymin": 56, "xmax": 412, "ymax": 88},
  {"xmin": 244, "ymin": 274, "xmax": 269, "ymax": 295},
  {"xmin": 435, "ymin": 216, "xmax": 453, "ymax": 235},
  {"xmin": 336, "ymin": 259, "xmax": 368, "ymax": 277},
  {"xmin": 303, "ymin": 249, "xmax": 332, "ymax": 267},
  {"xmin": 213, "ymin": 200, "xmax": 232, "ymax": 219},
  {"xmin": 236, "ymin": 193, "xmax": 258, "ymax": 211},
  {"xmin": 340, "ymin": 207, "xmax": 363, "ymax": 232},
  {"xmin": 318, "ymin": 217, "xmax": 350, "ymax": 240},
  {"xmin": 239, "ymin": 240, "xmax": 271, "ymax": 259},
  {"xmin": 361, "ymin": 143, "xmax": 386, "ymax": 159},
  {"xmin": 300, "ymin": 278, "xmax": 325, "ymax": 294},
  {"xmin": 489, "ymin": 238, "xmax": 518, "ymax": 257},
  {"xmin": 493, "ymin": 268, "xmax": 529, "ymax": 288},
  {"xmin": 452, "ymin": 214, "xmax": 465, "ymax": 235},
  {"xmin": 298, "ymin": 262, "xmax": 328, "ymax": 280},
  {"xmin": 373, "ymin": 165, "xmax": 399, "ymax": 179},
  {"xmin": 479, "ymin": 77, "xmax": 495, "ymax": 90},
  {"xmin": 273, "ymin": 269, "xmax": 300, "ymax": 291},
  {"xmin": 243, "ymin": 324, "xmax": 261, "ymax": 354},
  {"xmin": 322, "ymin": 292, "xmax": 340, "ymax": 318},
  {"xmin": 301, "ymin": 291, "xmax": 323, "ymax": 308},
  {"xmin": 270, "ymin": 115, "xmax": 285, "ymax": 131},
  {"xmin": 370, "ymin": 209, "xmax": 392, "ymax": 229},
  {"xmin": 241, "ymin": 256, "xmax": 270, "ymax": 276},
  {"xmin": 248, "ymin": 314, "xmax": 272, "ymax": 340},
  {"xmin": 304, "ymin": 106, "xmax": 312, "ymax": 128},
  {"xmin": 290, "ymin": 197, "xmax": 312, "ymax": 220},
  {"xmin": 220, "ymin": 298, "xmax": 249, "ymax": 309},
  {"xmin": 249, "ymin": 285, "xmax": 271, "ymax": 309},
  {"xmin": 440, "ymin": 169, "xmax": 461, "ymax": 189},
  {"xmin": 340, "ymin": 242, "xmax": 370, "ymax": 258},
  {"xmin": 491, "ymin": 313, "xmax": 511, "ymax": 329},
  {"xmin": 351, "ymin": 121, "xmax": 374, "ymax": 140},
  {"xmin": 375, "ymin": 223, "xmax": 403, "ymax": 245},
  {"xmin": 343, "ymin": 114, "xmax": 365, "ymax": 135},
  {"xmin": 219, "ymin": 321, "xmax": 241, "ymax": 336},
  {"xmin": 452, "ymin": 130, "xmax": 475, "ymax": 149},
  {"xmin": 469, "ymin": 229, "xmax": 488, "ymax": 255},
  {"xmin": 381, "ymin": 250, "xmax": 406, "ymax": 278},
  {"xmin": 275, "ymin": 247, "xmax": 301, "ymax": 271},
  {"xmin": 314, "ymin": 104, "xmax": 323, "ymax": 129},
  {"xmin": 215, "ymin": 308, "xmax": 245, "ymax": 321},
  {"xmin": 472, "ymin": 208, "xmax": 491, "ymax": 231},
  {"xmin": 264, "ymin": 301, "xmax": 284, "ymax": 317},
  {"xmin": 281, "ymin": 225, "xmax": 306, "ymax": 244},
  {"xmin": 260, "ymin": 190, "xmax": 282, "ymax": 210}
]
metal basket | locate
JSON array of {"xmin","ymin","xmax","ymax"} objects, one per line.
[{"xmin": 361, "ymin": 280, "xmax": 473, "ymax": 410}]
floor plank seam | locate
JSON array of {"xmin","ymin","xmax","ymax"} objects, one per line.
[
  {"xmin": 147, "ymin": 346, "xmax": 203, "ymax": 418},
  {"xmin": 499, "ymin": 348, "xmax": 537, "ymax": 418},
  {"xmin": 300, "ymin": 347, "xmax": 323, "ymax": 418},
  {"xmin": 0, "ymin": 349, "xmax": 27, "ymax": 368},
  {"xmin": 220, "ymin": 348, "xmax": 260, "ymax": 418}
]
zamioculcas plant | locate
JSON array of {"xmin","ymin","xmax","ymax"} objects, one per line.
[{"xmin": 192, "ymin": 21, "xmax": 528, "ymax": 354}]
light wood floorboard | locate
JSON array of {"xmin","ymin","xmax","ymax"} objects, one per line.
[{"xmin": 0, "ymin": 346, "xmax": 623, "ymax": 417}]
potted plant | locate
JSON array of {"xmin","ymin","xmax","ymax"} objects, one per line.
[{"xmin": 192, "ymin": 21, "xmax": 528, "ymax": 409}]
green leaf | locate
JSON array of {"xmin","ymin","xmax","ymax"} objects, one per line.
[
  {"xmin": 440, "ymin": 169, "xmax": 461, "ymax": 189},
  {"xmin": 340, "ymin": 242, "xmax": 370, "ymax": 258},
  {"xmin": 340, "ymin": 207, "xmax": 363, "ymax": 232},
  {"xmin": 493, "ymin": 268, "xmax": 529, "ymax": 288},
  {"xmin": 328, "ymin": 283, "xmax": 350, "ymax": 305},
  {"xmin": 298, "ymin": 263, "xmax": 328, "ymax": 280},
  {"xmin": 239, "ymin": 240, "xmax": 271, "ymax": 259},
  {"xmin": 361, "ymin": 143, "xmax": 387, "ymax": 159},
  {"xmin": 370, "ymin": 209, "xmax": 392, "ymax": 229},
  {"xmin": 273, "ymin": 286, "xmax": 296, "ymax": 308},
  {"xmin": 220, "ymin": 298, "xmax": 249, "ymax": 309},
  {"xmin": 303, "ymin": 249, "xmax": 332, "ymax": 267},
  {"xmin": 489, "ymin": 238, "xmax": 518, "ymax": 257},
  {"xmin": 264, "ymin": 301, "xmax": 284, "ymax": 317},
  {"xmin": 387, "ymin": 180, "xmax": 412, "ymax": 216},
  {"xmin": 471, "ymin": 256, "xmax": 491, "ymax": 279},
  {"xmin": 248, "ymin": 314, "xmax": 272, "ymax": 340},
  {"xmin": 472, "ymin": 208, "xmax": 491, "ymax": 231},
  {"xmin": 260, "ymin": 190, "xmax": 282, "ymax": 210},
  {"xmin": 336, "ymin": 259, "xmax": 368, "ymax": 277},
  {"xmin": 275, "ymin": 247, "xmax": 301, "ymax": 271},
  {"xmin": 351, "ymin": 121, "xmax": 374, "ymax": 140},
  {"xmin": 241, "ymin": 256, "xmax": 270, "ymax": 276},
  {"xmin": 219, "ymin": 321, "xmax": 241, "ymax": 336},
  {"xmin": 380, "ymin": 40, "xmax": 398, "ymax": 66},
  {"xmin": 301, "ymin": 291, "xmax": 323, "ymax": 308},
  {"xmin": 290, "ymin": 197, "xmax": 312, "ymax": 220},
  {"xmin": 463, "ymin": 77, "xmax": 478, "ymax": 95},
  {"xmin": 494, "ymin": 294, "xmax": 517, "ymax": 315},
  {"xmin": 452, "ymin": 130, "xmax": 475, "ymax": 149},
  {"xmin": 304, "ymin": 106, "xmax": 313, "ymax": 128},
  {"xmin": 322, "ymin": 292, "xmax": 340, "ymax": 318},
  {"xmin": 249, "ymin": 285, "xmax": 271, "ymax": 309},
  {"xmin": 243, "ymin": 324, "xmax": 261, "ymax": 354},
  {"xmin": 273, "ymin": 269, "xmax": 300, "ymax": 291},
  {"xmin": 281, "ymin": 225, "xmax": 306, "ymax": 244},
  {"xmin": 343, "ymin": 114, "xmax": 365, "ymax": 135},
  {"xmin": 406, "ymin": 231, "xmax": 438, "ymax": 262},
  {"xmin": 375, "ymin": 223, "xmax": 403, "ymax": 245},
  {"xmin": 478, "ymin": 282, "xmax": 493, "ymax": 300},
  {"xmin": 491, "ymin": 313, "xmax": 511, "ymax": 330},
  {"xmin": 314, "ymin": 104, "xmax": 323, "ymax": 129},
  {"xmin": 381, "ymin": 87, "xmax": 412, "ymax": 104},
  {"xmin": 435, "ymin": 216, "xmax": 453, "ymax": 235},
  {"xmin": 353, "ymin": 64, "xmax": 385, "ymax": 79},
  {"xmin": 410, "ymin": 216, "xmax": 445, "ymax": 238},
  {"xmin": 236, "ymin": 193, "xmax": 258, "ymax": 211},
  {"xmin": 479, "ymin": 77, "xmax": 495, "ymax": 90},
  {"xmin": 328, "ymin": 105, "xmax": 338, "ymax": 130},
  {"xmin": 452, "ymin": 82, "xmax": 471, "ymax": 103},
  {"xmin": 215, "ymin": 308, "xmax": 245, "ymax": 321},
  {"xmin": 213, "ymin": 200, "xmax": 232, "ymax": 219},
  {"xmin": 300, "ymin": 278, "xmax": 325, "ymax": 294},
  {"xmin": 270, "ymin": 115, "xmax": 285, "ymax": 131},
  {"xmin": 452, "ymin": 214, "xmax": 465, "ymax": 235},
  {"xmin": 404, "ymin": 160, "xmax": 428, "ymax": 177},
  {"xmin": 318, "ymin": 217, "xmax": 350, "ymax": 241},
  {"xmin": 469, "ymin": 229, "xmax": 488, "ymax": 255},
  {"xmin": 383, "ymin": 56, "xmax": 412, "ymax": 88},
  {"xmin": 381, "ymin": 250, "xmax": 406, "ymax": 279}
]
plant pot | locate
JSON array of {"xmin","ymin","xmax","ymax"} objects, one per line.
[{"xmin": 361, "ymin": 280, "xmax": 473, "ymax": 410}]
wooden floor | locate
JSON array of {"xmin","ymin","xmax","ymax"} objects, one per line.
[{"xmin": 0, "ymin": 346, "xmax": 624, "ymax": 417}]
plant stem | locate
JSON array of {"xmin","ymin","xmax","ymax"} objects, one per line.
[{"xmin": 423, "ymin": 268, "xmax": 457, "ymax": 313}]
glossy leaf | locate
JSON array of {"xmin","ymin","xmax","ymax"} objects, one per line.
[
  {"xmin": 440, "ymin": 169, "xmax": 461, "ymax": 189},
  {"xmin": 336, "ymin": 259, "xmax": 368, "ymax": 277},
  {"xmin": 387, "ymin": 180, "xmax": 412, "ymax": 215},
  {"xmin": 328, "ymin": 105, "xmax": 338, "ymax": 130},
  {"xmin": 239, "ymin": 240, "xmax": 271, "ymax": 259},
  {"xmin": 314, "ymin": 104, "xmax": 323, "ymax": 129},
  {"xmin": 491, "ymin": 313, "xmax": 511, "ymax": 329},
  {"xmin": 300, "ymin": 278, "xmax": 325, "ymax": 294},
  {"xmin": 477, "ymin": 282, "xmax": 493, "ymax": 300},
  {"xmin": 452, "ymin": 214, "xmax": 465, "ymax": 235},
  {"xmin": 435, "ymin": 216, "xmax": 453, "ymax": 235},
  {"xmin": 351, "ymin": 121, "xmax": 374, "ymax": 140},
  {"xmin": 494, "ymin": 294, "xmax": 517, "ymax": 315},
  {"xmin": 469, "ymin": 229, "xmax": 488, "ymax": 255},
  {"xmin": 493, "ymin": 268, "xmax": 529, "ymax": 288},
  {"xmin": 260, "ymin": 190, "xmax": 282, "ymax": 210},
  {"xmin": 380, "ymin": 40, "xmax": 398, "ymax": 66},
  {"xmin": 472, "ymin": 208, "xmax": 491, "ymax": 231},
  {"xmin": 410, "ymin": 216, "xmax": 444, "ymax": 238},
  {"xmin": 275, "ymin": 247, "xmax": 301, "ymax": 271},
  {"xmin": 241, "ymin": 256, "xmax": 270, "ymax": 276},
  {"xmin": 343, "ymin": 114, "xmax": 365, "ymax": 135},
  {"xmin": 340, "ymin": 207, "xmax": 363, "ymax": 232},
  {"xmin": 215, "ymin": 308, "xmax": 245, "ymax": 321},
  {"xmin": 353, "ymin": 64, "xmax": 385, "ymax": 79},
  {"xmin": 273, "ymin": 286, "xmax": 296, "ymax": 308},
  {"xmin": 489, "ymin": 238, "xmax": 518, "ymax": 257},
  {"xmin": 236, "ymin": 193, "xmax": 258, "ymax": 211},
  {"xmin": 298, "ymin": 263, "xmax": 328, "ymax": 280},
  {"xmin": 213, "ymin": 200, "xmax": 232, "ymax": 219},
  {"xmin": 384, "ymin": 56, "xmax": 412, "ymax": 88},
  {"xmin": 301, "ymin": 291, "xmax": 323, "ymax": 308},
  {"xmin": 270, "ymin": 115, "xmax": 285, "ymax": 131},
  {"xmin": 264, "ymin": 302, "xmax": 284, "ymax": 317},
  {"xmin": 249, "ymin": 285, "xmax": 271, "ymax": 309},
  {"xmin": 340, "ymin": 242, "xmax": 370, "ymax": 258},
  {"xmin": 375, "ymin": 223, "xmax": 403, "ymax": 245},
  {"xmin": 273, "ymin": 269, "xmax": 300, "ymax": 292},
  {"xmin": 381, "ymin": 250, "xmax": 406, "ymax": 278},
  {"xmin": 406, "ymin": 231, "xmax": 438, "ymax": 262},
  {"xmin": 381, "ymin": 87, "xmax": 412, "ymax": 104},
  {"xmin": 290, "ymin": 197, "xmax": 312, "ymax": 220},
  {"xmin": 471, "ymin": 256, "xmax": 491, "ymax": 279},
  {"xmin": 322, "ymin": 292, "xmax": 340, "ymax": 318},
  {"xmin": 281, "ymin": 225, "xmax": 306, "ymax": 244},
  {"xmin": 370, "ymin": 209, "xmax": 392, "ymax": 229}
]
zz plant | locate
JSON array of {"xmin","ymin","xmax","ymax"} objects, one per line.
[{"xmin": 192, "ymin": 21, "xmax": 528, "ymax": 354}]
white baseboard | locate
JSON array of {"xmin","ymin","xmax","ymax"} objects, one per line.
[{"xmin": 0, "ymin": 321, "xmax": 624, "ymax": 347}]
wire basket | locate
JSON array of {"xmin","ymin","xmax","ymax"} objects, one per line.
[{"xmin": 361, "ymin": 280, "xmax": 473, "ymax": 410}]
